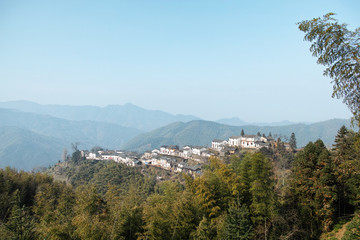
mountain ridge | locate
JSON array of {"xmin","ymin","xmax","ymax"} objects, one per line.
[
  {"xmin": 123, "ymin": 119, "xmax": 353, "ymax": 152},
  {"xmin": 0, "ymin": 126, "xmax": 67, "ymax": 171},
  {"xmin": 0, "ymin": 108, "xmax": 142, "ymax": 149},
  {"xmin": 0, "ymin": 100, "xmax": 200, "ymax": 131}
]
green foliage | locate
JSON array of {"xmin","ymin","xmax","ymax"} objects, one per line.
[
  {"xmin": 70, "ymin": 150, "xmax": 82, "ymax": 164},
  {"xmin": 332, "ymin": 126, "xmax": 360, "ymax": 210},
  {"xmin": 72, "ymin": 185, "xmax": 110, "ymax": 240},
  {"xmin": 342, "ymin": 213, "xmax": 360, "ymax": 240},
  {"xmin": 140, "ymin": 181, "xmax": 198, "ymax": 240},
  {"xmin": 5, "ymin": 191, "xmax": 36, "ymax": 240},
  {"xmin": 34, "ymin": 183, "xmax": 77, "ymax": 240},
  {"xmin": 222, "ymin": 200, "xmax": 253, "ymax": 240},
  {"xmin": 289, "ymin": 133, "xmax": 297, "ymax": 150},
  {"xmin": 298, "ymin": 13, "xmax": 360, "ymax": 123},
  {"xmin": 105, "ymin": 185, "xmax": 144, "ymax": 240},
  {"xmin": 291, "ymin": 140, "xmax": 336, "ymax": 236},
  {"xmin": 193, "ymin": 157, "xmax": 241, "ymax": 220},
  {"xmin": 249, "ymin": 153, "xmax": 276, "ymax": 224}
]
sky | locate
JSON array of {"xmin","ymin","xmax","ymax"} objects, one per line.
[{"xmin": 0, "ymin": 0, "xmax": 359, "ymax": 123}]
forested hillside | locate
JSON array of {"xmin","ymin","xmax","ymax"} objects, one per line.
[
  {"xmin": 124, "ymin": 119, "xmax": 353, "ymax": 152},
  {"xmin": 0, "ymin": 125, "xmax": 359, "ymax": 239},
  {"xmin": 0, "ymin": 126, "xmax": 66, "ymax": 170}
]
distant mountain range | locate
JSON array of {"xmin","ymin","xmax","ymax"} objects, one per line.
[
  {"xmin": 0, "ymin": 126, "xmax": 66, "ymax": 171},
  {"xmin": 0, "ymin": 100, "xmax": 354, "ymax": 170},
  {"xmin": 0, "ymin": 108, "xmax": 142, "ymax": 170},
  {"xmin": 0, "ymin": 108, "xmax": 142, "ymax": 149},
  {"xmin": 123, "ymin": 119, "xmax": 353, "ymax": 152},
  {"xmin": 0, "ymin": 101, "xmax": 200, "ymax": 131}
]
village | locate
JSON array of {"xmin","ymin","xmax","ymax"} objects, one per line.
[{"xmin": 80, "ymin": 132, "xmax": 288, "ymax": 176}]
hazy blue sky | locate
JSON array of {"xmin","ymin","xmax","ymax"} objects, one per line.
[{"xmin": 0, "ymin": 1, "xmax": 359, "ymax": 122}]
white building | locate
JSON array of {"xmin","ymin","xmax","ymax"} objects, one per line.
[
  {"xmin": 192, "ymin": 146, "xmax": 207, "ymax": 155},
  {"xmin": 228, "ymin": 136, "xmax": 241, "ymax": 146},
  {"xmin": 240, "ymin": 135, "xmax": 261, "ymax": 148},
  {"xmin": 180, "ymin": 146, "xmax": 192, "ymax": 158},
  {"xmin": 212, "ymin": 139, "xmax": 228, "ymax": 151}
]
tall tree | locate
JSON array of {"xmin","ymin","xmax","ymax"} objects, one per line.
[
  {"xmin": 332, "ymin": 126, "xmax": 360, "ymax": 213},
  {"xmin": 291, "ymin": 140, "xmax": 337, "ymax": 236},
  {"xmin": 5, "ymin": 190, "xmax": 36, "ymax": 240},
  {"xmin": 298, "ymin": 13, "xmax": 360, "ymax": 124},
  {"xmin": 222, "ymin": 200, "xmax": 253, "ymax": 240},
  {"xmin": 248, "ymin": 153, "xmax": 276, "ymax": 240},
  {"xmin": 72, "ymin": 185, "xmax": 110, "ymax": 240},
  {"xmin": 289, "ymin": 132, "xmax": 297, "ymax": 150}
]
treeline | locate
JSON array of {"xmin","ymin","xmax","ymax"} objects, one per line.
[{"xmin": 0, "ymin": 126, "xmax": 360, "ymax": 239}]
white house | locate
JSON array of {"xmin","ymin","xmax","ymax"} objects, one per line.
[
  {"xmin": 228, "ymin": 136, "xmax": 241, "ymax": 146},
  {"xmin": 212, "ymin": 140, "xmax": 228, "ymax": 151},
  {"xmin": 87, "ymin": 152, "xmax": 99, "ymax": 160},
  {"xmin": 180, "ymin": 146, "xmax": 192, "ymax": 158},
  {"xmin": 240, "ymin": 135, "xmax": 261, "ymax": 148},
  {"xmin": 192, "ymin": 146, "xmax": 207, "ymax": 155}
]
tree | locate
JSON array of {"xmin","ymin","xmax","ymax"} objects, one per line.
[
  {"xmin": 72, "ymin": 185, "xmax": 110, "ymax": 240},
  {"xmin": 5, "ymin": 190, "xmax": 36, "ymax": 240},
  {"xmin": 332, "ymin": 126, "xmax": 360, "ymax": 213},
  {"xmin": 222, "ymin": 200, "xmax": 253, "ymax": 240},
  {"xmin": 62, "ymin": 148, "xmax": 68, "ymax": 162},
  {"xmin": 34, "ymin": 183, "xmax": 76, "ymax": 239},
  {"xmin": 91, "ymin": 146, "xmax": 104, "ymax": 153},
  {"xmin": 291, "ymin": 140, "xmax": 337, "ymax": 236},
  {"xmin": 241, "ymin": 129, "xmax": 245, "ymax": 136},
  {"xmin": 298, "ymin": 13, "xmax": 360, "ymax": 124},
  {"xmin": 248, "ymin": 153, "xmax": 276, "ymax": 240},
  {"xmin": 289, "ymin": 133, "xmax": 297, "ymax": 150}
]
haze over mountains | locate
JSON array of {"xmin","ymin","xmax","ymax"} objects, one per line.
[
  {"xmin": 0, "ymin": 101, "xmax": 200, "ymax": 131},
  {"xmin": 0, "ymin": 100, "xmax": 353, "ymax": 170},
  {"xmin": 123, "ymin": 119, "xmax": 352, "ymax": 152}
]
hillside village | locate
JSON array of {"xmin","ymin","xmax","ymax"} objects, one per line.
[{"xmin": 80, "ymin": 132, "xmax": 290, "ymax": 175}]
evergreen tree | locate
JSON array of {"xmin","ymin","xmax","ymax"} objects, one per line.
[
  {"xmin": 5, "ymin": 190, "xmax": 36, "ymax": 240},
  {"xmin": 222, "ymin": 200, "xmax": 253, "ymax": 240},
  {"xmin": 289, "ymin": 132, "xmax": 297, "ymax": 150},
  {"xmin": 332, "ymin": 126, "xmax": 360, "ymax": 213},
  {"xmin": 241, "ymin": 129, "xmax": 245, "ymax": 136},
  {"xmin": 291, "ymin": 140, "xmax": 337, "ymax": 236},
  {"xmin": 249, "ymin": 153, "xmax": 276, "ymax": 239}
]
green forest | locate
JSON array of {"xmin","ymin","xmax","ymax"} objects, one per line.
[{"xmin": 0, "ymin": 125, "xmax": 360, "ymax": 239}]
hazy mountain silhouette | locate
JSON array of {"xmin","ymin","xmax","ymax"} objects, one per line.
[{"xmin": 0, "ymin": 101, "xmax": 200, "ymax": 131}]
